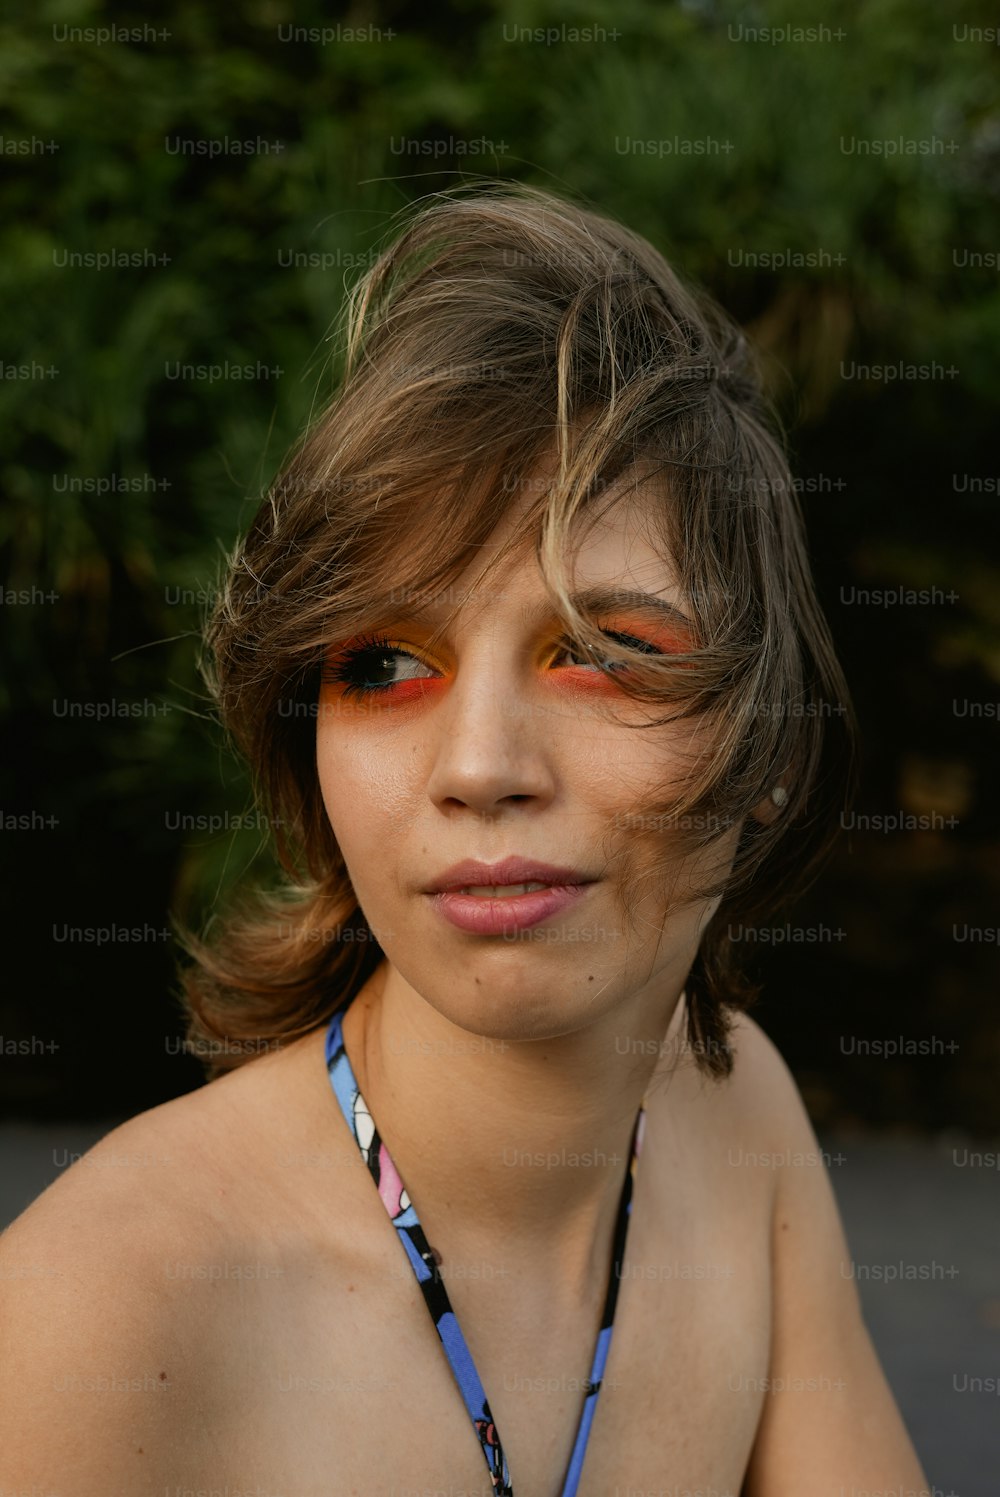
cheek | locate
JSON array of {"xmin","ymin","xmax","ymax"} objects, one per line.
[
  {"xmin": 547, "ymin": 667, "xmax": 626, "ymax": 699},
  {"xmin": 316, "ymin": 718, "xmax": 377, "ymax": 837},
  {"xmin": 316, "ymin": 717, "xmax": 418, "ymax": 852}
]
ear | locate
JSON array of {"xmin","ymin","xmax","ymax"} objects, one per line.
[{"xmin": 749, "ymin": 781, "xmax": 790, "ymax": 828}]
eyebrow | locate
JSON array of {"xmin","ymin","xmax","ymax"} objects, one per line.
[
  {"xmin": 372, "ymin": 584, "xmax": 693, "ymax": 632},
  {"xmin": 525, "ymin": 586, "xmax": 694, "ymax": 630}
]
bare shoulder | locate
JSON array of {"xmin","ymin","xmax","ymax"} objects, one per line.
[
  {"xmin": 636, "ymin": 1003, "xmax": 808, "ymax": 1275},
  {"xmin": 658, "ymin": 1007, "xmax": 928, "ymax": 1489},
  {"xmin": 718, "ymin": 1004, "xmax": 803, "ymax": 1112},
  {"xmin": 0, "ymin": 1075, "xmax": 233, "ymax": 1475},
  {"xmin": 644, "ymin": 1002, "xmax": 847, "ymax": 1269},
  {"xmin": 2, "ymin": 1022, "xmax": 338, "ymax": 1240},
  {"xmin": 0, "ymin": 1107, "xmax": 182, "ymax": 1484},
  {"xmin": 659, "ymin": 1000, "xmax": 810, "ymax": 1146},
  {"xmin": 2, "ymin": 1053, "xmax": 255, "ymax": 1248},
  {"xmin": 707, "ymin": 1012, "xmax": 930, "ymax": 1492},
  {"xmin": 0, "ymin": 1025, "xmax": 345, "ymax": 1489},
  {"xmin": 730, "ymin": 1007, "xmax": 826, "ymax": 1152}
]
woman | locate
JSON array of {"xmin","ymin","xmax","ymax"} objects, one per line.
[{"xmin": 0, "ymin": 183, "xmax": 928, "ymax": 1495}]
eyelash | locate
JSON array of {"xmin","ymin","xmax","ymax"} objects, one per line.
[{"xmin": 321, "ymin": 628, "xmax": 664, "ymax": 699}]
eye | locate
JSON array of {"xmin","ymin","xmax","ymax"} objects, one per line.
[
  {"xmin": 554, "ymin": 630, "xmax": 662, "ymax": 673},
  {"xmin": 321, "ymin": 625, "xmax": 678, "ymax": 702},
  {"xmin": 321, "ymin": 633, "xmax": 438, "ymax": 698}
]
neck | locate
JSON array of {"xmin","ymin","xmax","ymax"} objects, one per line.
[{"xmin": 339, "ymin": 960, "xmax": 686, "ymax": 1299}]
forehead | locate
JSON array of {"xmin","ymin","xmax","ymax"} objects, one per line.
[
  {"xmin": 459, "ymin": 463, "xmax": 684, "ymax": 618},
  {"xmin": 357, "ymin": 445, "xmax": 690, "ymax": 643}
]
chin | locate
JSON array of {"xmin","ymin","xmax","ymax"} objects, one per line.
[{"xmin": 402, "ymin": 958, "xmax": 611, "ymax": 1045}]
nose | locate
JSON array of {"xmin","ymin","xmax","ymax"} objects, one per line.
[{"xmin": 423, "ymin": 635, "xmax": 558, "ymax": 815}]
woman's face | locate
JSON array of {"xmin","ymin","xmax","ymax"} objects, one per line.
[{"xmin": 315, "ymin": 479, "xmax": 743, "ymax": 1042}]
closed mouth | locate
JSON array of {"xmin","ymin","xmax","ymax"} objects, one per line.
[{"xmin": 451, "ymin": 882, "xmax": 554, "ymax": 897}]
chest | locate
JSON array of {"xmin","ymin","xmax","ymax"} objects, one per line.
[{"xmin": 180, "ymin": 1144, "xmax": 772, "ymax": 1496}]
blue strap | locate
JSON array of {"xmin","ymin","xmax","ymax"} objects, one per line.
[{"xmin": 325, "ymin": 1007, "xmax": 643, "ymax": 1496}]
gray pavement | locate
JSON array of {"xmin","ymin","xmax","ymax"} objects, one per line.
[
  {"xmin": 1, "ymin": 1118, "xmax": 997, "ymax": 1493},
  {"xmin": 814, "ymin": 1127, "xmax": 999, "ymax": 1497}
]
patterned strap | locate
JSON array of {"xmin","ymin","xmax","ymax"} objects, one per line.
[
  {"xmin": 325, "ymin": 1008, "xmax": 644, "ymax": 1497},
  {"xmin": 562, "ymin": 1102, "xmax": 644, "ymax": 1495}
]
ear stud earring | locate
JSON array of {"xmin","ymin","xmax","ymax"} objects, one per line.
[{"xmin": 770, "ymin": 786, "xmax": 789, "ymax": 808}]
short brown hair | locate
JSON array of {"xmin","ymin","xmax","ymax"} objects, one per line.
[{"xmin": 175, "ymin": 180, "xmax": 856, "ymax": 1080}]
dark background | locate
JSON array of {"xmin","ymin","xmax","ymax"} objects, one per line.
[{"xmin": 1, "ymin": 0, "xmax": 998, "ymax": 1137}]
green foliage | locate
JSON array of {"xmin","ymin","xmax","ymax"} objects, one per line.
[{"xmin": 1, "ymin": 0, "xmax": 997, "ymax": 1124}]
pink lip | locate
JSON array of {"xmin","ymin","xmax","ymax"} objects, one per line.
[
  {"xmin": 428, "ymin": 883, "xmax": 592, "ymax": 935},
  {"xmin": 423, "ymin": 856, "xmax": 596, "ymax": 936},
  {"xmin": 424, "ymin": 856, "xmax": 591, "ymax": 895}
]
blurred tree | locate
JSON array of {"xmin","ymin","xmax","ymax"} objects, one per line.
[{"xmin": 1, "ymin": 0, "xmax": 997, "ymax": 1126}]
